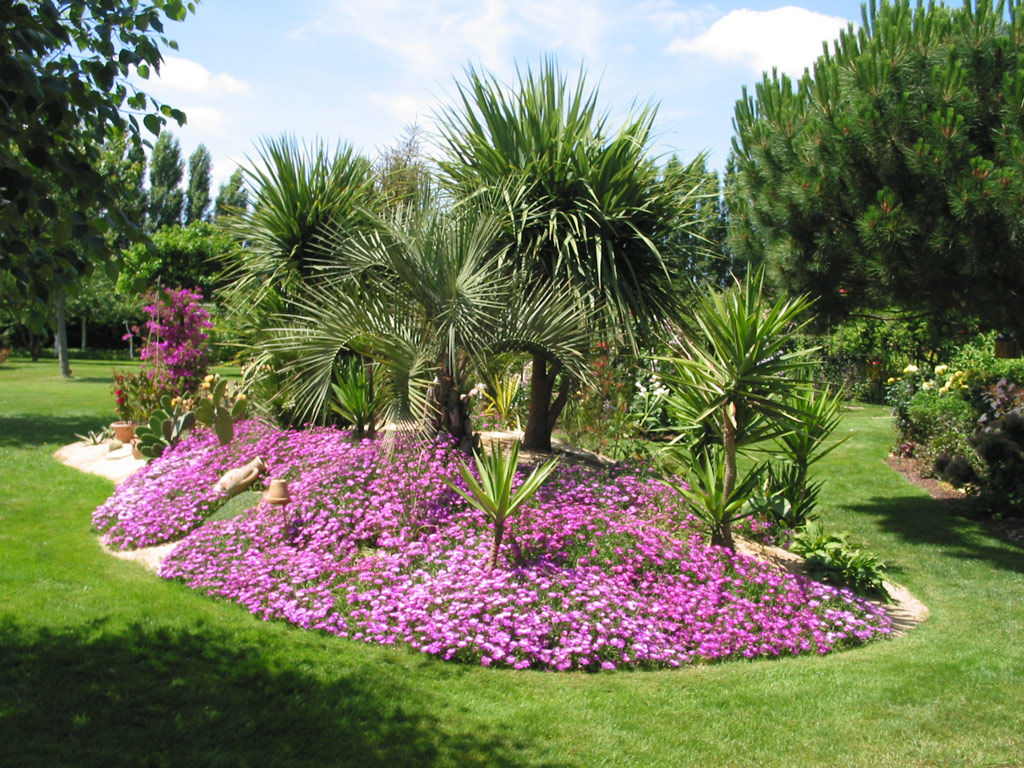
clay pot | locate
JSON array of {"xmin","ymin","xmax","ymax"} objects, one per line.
[
  {"xmin": 130, "ymin": 438, "xmax": 143, "ymax": 460},
  {"xmin": 111, "ymin": 421, "xmax": 136, "ymax": 443},
  {"xmin": 263, "ymin": 478, "xmax": 291, "ymax": 506}
]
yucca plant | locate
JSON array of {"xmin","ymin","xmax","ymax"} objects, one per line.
[
  {"xmin": 330, "ymin": 356, "xmax": 385, "ymax": 440},
  {"xmin": 481, "ymin": 371, "xmax": 522, "ymax": 430},
  {"xmin": 660, "ymin": 270, "xmax": 818, "ymax": 550},
  {"xmin": 762, "ymin": 381, "xmax": 849, "ymax": 529},
  {"xmin": 220, "ymin": 135, "xmax": 379, "ymax": 345},
  {"xmin": 660, "ymin": 447, "xmax": 768, "ymax": 548},
  {"xmin": 445, "ymin": 441, "xmax": 559, "ymax": 569}
]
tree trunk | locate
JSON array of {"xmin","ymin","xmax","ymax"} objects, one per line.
[
  {"xmin": 488, "ymin": 518, "xmax": 505, "ymax": 570},
  {"xmin": 718, "ymin": 401, "xmax": 738, "ymax": 550},
  {"xmin": 523, "ymin": 354, "xmax": 573, "ymax": 452},
  {"xmin": 80, "ymin": 316, "xmax": 87, "ymax": 352},
  {"xmin": 55, "ymin": 289, "xmax": 71, "ymax": 378},
  {"xmin": 429, "ymin": 367, "xmax": 477, "ymax": 454}
]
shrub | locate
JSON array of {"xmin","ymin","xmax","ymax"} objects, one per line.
[
  {"xmin": 904, "ymin": 388, "xmax": 977, "ymax": 473},
  {"xmin": 137, "ymin": 286, "xmax": 212, "ymax": 392}
]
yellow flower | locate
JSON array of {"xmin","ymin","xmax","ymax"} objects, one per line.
[
  {"xmin": 204, "ymin": 374, "xmax": 215, "ymax": 383},
  {"xmin": 935, "ymin": 364, "xmax": 948, "ymax": 376},
  {"xmin": 903, "ymin": 364, "xmax": 919, "ymax": 374},
  {"xmin": 921, "ymin": 381, "xmax": 934, "ymax": 390},
  {"xmin": 201, "ymin": 381, "xmax": 211, "ymax": 390},
  {"xmin": 234, "ymin": 393, "xmax": 246, "ymax": 402},
  {"xmin": 886, "ymin": 377, "xmax": 896, "ymax": 384}
]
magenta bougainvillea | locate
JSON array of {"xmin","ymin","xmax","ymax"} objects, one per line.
[
  {"xmin": 138, "ymin": 286, "xmax": 212, "ymax": 392},
  {"xmin": 92, "ymin": 424, "xmax": 893, "ymax": 670}
]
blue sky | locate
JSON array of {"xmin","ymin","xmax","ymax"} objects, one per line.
[{"xmin": 138, "ymin": 1, "xmax": 868, "ymax": 189}]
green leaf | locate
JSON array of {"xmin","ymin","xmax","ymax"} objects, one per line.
[{"xmin": 143, "ymin": 113, "xmax": 162, "ymax": 136}]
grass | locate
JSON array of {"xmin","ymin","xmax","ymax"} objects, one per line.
[{"xmin": 2, "ymin": 357, "xmax": 1023, "ymax": 767}]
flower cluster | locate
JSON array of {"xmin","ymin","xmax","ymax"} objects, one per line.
[
  {"xmin": 138, "ymin": 287, "xmax": 213, "ymax": 392},
  {"xmin": 93, "ymin": 425, "xmax": 893, "ymax": 670}
]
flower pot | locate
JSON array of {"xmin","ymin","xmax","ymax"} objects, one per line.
[
  {"xmin": 263, "ymin": 478, "xmax": 291, "ymax": 506},
  {"xmin": 110, "ymin": 421, "xmax": 136, "ymax": 443},
  {"xmin": 130, "ymin": 438, "xmax": 143, "ymax": 461}
]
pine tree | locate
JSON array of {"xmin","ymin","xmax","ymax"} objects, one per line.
[
  {"xmin": 148, "ymin": 131, "xmax": 184, "ymax": 231},
  {"xmin": 730, "ymin": 0, "xmax": 1024, "ymax": 336},
  {"xmin": 185, "ymin": 144, "xmax": 212, "ymax": 224}
]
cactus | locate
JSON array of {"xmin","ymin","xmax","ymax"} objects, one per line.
[
  {"xmin": 195, "ymin": 376, "xmax": 247, "ymax": 446},
  {"xmin": 135, "ymin": 395, "xmax": 197, "ymax": 459}
]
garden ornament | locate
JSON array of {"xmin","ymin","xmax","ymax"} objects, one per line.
[{"xmin": 214, "ymin": 457, "xmax": 267, "ymax": 497}]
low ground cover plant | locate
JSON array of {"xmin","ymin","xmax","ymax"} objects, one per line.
[{"xmin": 93, "ymin": 422, "xmax": 892, "ymax": 671}]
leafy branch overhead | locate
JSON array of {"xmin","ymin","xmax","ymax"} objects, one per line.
[{"xmin": 0, "ymin": 0, "xmax": 193, "ymax": 307}]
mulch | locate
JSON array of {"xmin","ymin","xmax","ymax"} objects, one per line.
[{"xmin": 885, "ymin": 454, "xmax": 1024, "ymax": 547}]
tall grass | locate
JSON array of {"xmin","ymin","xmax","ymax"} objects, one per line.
[{"xmin": 1, "ymin": 358, "xmax": 1022, "ymax": 767}]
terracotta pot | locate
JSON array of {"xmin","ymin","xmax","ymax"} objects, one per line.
[
  {"xmin": 263, "ymin": 478, "xmax": 291, "ymax": 506},
  {"xmin": 131, "ymin": 438, "xmax": 143, "ymax": 460},
  {"xmin": 111, "ymin": 421, "xmax": 136, "ymax": 443}
]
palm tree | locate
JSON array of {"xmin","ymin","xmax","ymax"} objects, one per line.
[
  {"xmin": 220, "ymin": 135, "xmax": 378, "ymax": 340},
  {"xmin": 435, "ymin": 59, "xmax": 711, "ymax": 451},
  {"xmin": 257, "ymin": 198, "xmax": 594, "ymax": 450}
]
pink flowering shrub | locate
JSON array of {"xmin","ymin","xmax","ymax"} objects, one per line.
[
  {"xmin": 93, "ymin": 424, "xmax": 893, "ymax": 670},
  {"xmin": 138, "ymin": 287, "xmax": 212, "ymax": 392}
]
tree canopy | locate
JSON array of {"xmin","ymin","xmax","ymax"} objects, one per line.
[
  {"xmin": 0, "ymin": 0, "xmax": 192, "ymax": 308},
  {"xmin": 435, "ymin": 60, "xmax": 709, "ymax": 449},
  {"xmin": 729, "ymin": 0, "xmax": 1024, "ymax": 334}
]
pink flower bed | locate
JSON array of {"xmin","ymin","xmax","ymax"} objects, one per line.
[{"xmin": 92, "ymin": 423, "xmax": 893, "ymax": 670}]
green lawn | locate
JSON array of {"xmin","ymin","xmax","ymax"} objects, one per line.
[{"xmin": 2, "ymin": 358, "xmax": 1022, "ymax": 767}]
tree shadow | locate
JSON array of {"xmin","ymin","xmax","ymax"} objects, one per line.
[
  {"xmin": 848, "ymin": 492, "xmax": 1024, "ymax": 577},
  {"xmin": 0, "ymin": 415, "xmax": 109, "ymax": 449},
  {"xmin": 0, "ymin": 616, "xmax": 567, "ymax": 768}
]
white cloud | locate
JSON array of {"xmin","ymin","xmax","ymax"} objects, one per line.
[
  {"xmin": 155, "ymin": 56, "xmax": 250, "ymax": 96},
  {"xmin": 636, "ymin": 1, "xmax": 720, "ymax": 34},
  {"xmin": 179, "ymin": 105, "xmax": 228, "ymax": 134},
  {"xmin": 290, "ymin": 0, "xmax": 610, "ymax": 78},
  {"xmin": 667, "ymin": 6, "xmax": 849, "ymax": 78},
  {"xmin": 368, "ymin": 92, "xmax": 435, "ymax": 125}
]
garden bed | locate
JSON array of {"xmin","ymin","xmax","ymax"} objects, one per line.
[{"xmin": 88, "ymin": 421, "xmax": 898, "ymax": 671}]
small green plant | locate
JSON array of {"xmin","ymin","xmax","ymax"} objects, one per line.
[
  {"xmin": 444, "ymin": 440, "xmax": 559, "ymax": 569},
  {"xmin": 480, "ymin": 374, "xmax": 522, "ymax": 431},
  {"xmin": 74, "ymin": 426, "xmax": 114, "ymax": 445},
  {"xmin": 791, "ymin": 527, "xmax": 890, "ymax": 601},
  {"xmin": 661, "ymin": 447, "xmax": 767, "ymax": 548},
  {"xmin": 195, "ymin": 374, "xmax": 248, "ymax": 445},
  {"xmin": 134, "ymin": 395, "xmax": 197, "ymax": 459},
  {"xmin": 330, "ymin": 357, "xmax": 384, "ymax": 440}
]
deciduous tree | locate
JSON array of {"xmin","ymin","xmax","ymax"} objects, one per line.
[{"xmin": 0, "ymin": 0, "xmax": 191, "ymax": 315}]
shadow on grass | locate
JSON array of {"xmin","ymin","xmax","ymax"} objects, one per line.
[
  {"xmin": 849, "ymin": 493, "xmax": 1024, "ymax": 576},
  {"xmin": 0, "ymin": 617, "xmax": 564, "ymax": 768},
  {"xmin": 0, "ymin": 415, "xmax": 109, "ymax": 449}
]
